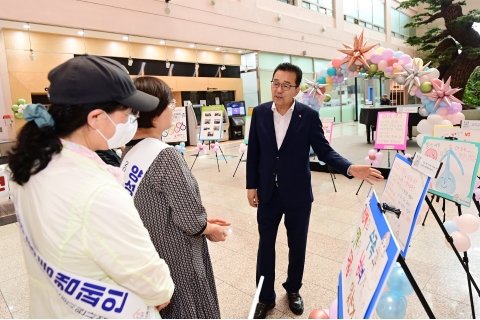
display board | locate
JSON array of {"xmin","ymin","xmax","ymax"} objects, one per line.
[
  {"xmin": 320, "ymin": 117, "xmax": 334, "ymax": 144},
  {"xmin": 162, "ymin": 106, "xmax": 187, "ymax": 142},
  {"xmin": 421, "ymin": 137, "xmax": 480, "ymax": 207},
  {"xmin": 0, "ymin": 168, "xmax": 10, "ymax": 198},
  {"xmin": 461, "ymin": 120, "xmax": 480, "ymax": 130},
  {"xmin": 339, "ymin": 189, "xmax": 400, "ymax": 319},
  {"xmin": 244, "ymin": 115, "xmax": 251, "ymax": 145},
  {"xmin": 199, "ymin": 106, "xmax": 224, "ymax": 141},
  {"xmin": 381, "ymin": 154, "xmax": 430, "ymax": 256},
  {"xmin": 433, "ymin": 125, "xmax": 480, "ymax": 142},
  {"xmin": 374, "ymin": 112, "xmax": 409, "ymax": 150}
]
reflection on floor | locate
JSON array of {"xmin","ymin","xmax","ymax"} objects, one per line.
[{"xmin": 1, "ymin": 122, "xmax": 479, "ymax": 319}]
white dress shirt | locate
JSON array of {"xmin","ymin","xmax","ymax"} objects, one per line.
[{"xmin": 272, "ymin": 100, "xmax": 296, "ymax": 149}]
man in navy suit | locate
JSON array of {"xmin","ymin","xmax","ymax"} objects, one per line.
[{"xmin": 246, "ymin": 63, "xmax": 383, "ymax": 319}]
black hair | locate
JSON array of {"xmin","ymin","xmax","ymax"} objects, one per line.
[
  {"xmin": 272, "ymin": 62, "xmax": 303, "ymax": 87},
  {"xmin": 8, "ymin": 102, "xmax": 127, "ymax": 185},
  {"xmin": 133, "ymin": 77, "xmax": 173, "ymax": 129}
]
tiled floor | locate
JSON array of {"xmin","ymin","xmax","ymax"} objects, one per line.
[{"xmin": 1, "ymin": 122, "xmax": 480, "ymax": 319}]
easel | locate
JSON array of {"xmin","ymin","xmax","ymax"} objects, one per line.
[
  {"xmin": 424, "ymin": 195, "xmax": 480, "ymax": 319},
  {"xmin": 233, "ymin": 151, "xmax": 246, "ymax": 177},
  {"xmin": 311, "ymin": 153, "xmax": 338, "ymax": 192},
  {"xmin": 355, "ymin": 149, "xmax": 405, "ymax": 195},
  {"xmin": 190, "ymin": 140, "xmax": 227, "ymax": 172}
]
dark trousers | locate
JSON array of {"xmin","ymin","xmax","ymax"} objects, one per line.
[{"xmin": 256, "ymin": 186, "xmax": 312, "ymax": 304}]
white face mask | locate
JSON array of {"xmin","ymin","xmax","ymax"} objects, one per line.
[{"xmin": 96, "ymin": 112, "xmax": 138, "ymax": 149}]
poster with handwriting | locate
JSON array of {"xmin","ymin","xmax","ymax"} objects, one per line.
[
  {"xmin": 162, "ymin": 106, "xmax": 187, "ymax": 142},
  {"xmin": 338, "ymin": 189, "xmax": 400, "ymax": 319},
  {"xmin": 374, "ymin": 112, "xmax": 409, "ymax": 150},
  {"xmin": 433, "ymin": 125, "xmax": 480, "ymax": 142},
  {"xmin": 421, "ymin": 137, "xmax": 480, "ymax": 207},
  {"xmin": 381, "ymin": 155, "xmax": 430, "ymax": 256},
  {"xmin": 320, "ymin": 117, "xmax": 334, "ymax": 144}
]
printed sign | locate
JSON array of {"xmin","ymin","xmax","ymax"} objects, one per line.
[
  {"xmin": 374, "ymin": 112, "xmax": 409, "ymax": 150},
  {"xmin": 410, "ymin": 153, "xmax": 442, "ymax": 178},
  {"xmin": 244, "ymin": 115, "xmax": 251, "ymax": 145},
  {"xmin": 339, "ymin": 189, "xmax": 400, "ymax": 319},
  {"xmin": 461, "ymin": 120, "xmax": 480, "ymax": 130},
  {"xmin": 381, "ymin": 155, "xmax": 430, "ymax": 255},
  {"xmin": 421, "ymin": 137, "xmax": 480, "ymax": 207},
  {"xmin": 162, "ymin": 106, "xmax": 187, "ymax": 143},
  {"xmin": 199, "ymin": 106, "xmax": 224, "ymax": 141},
  {"xmin": 396, "ymin": 106, "xmax": 418, "ymax": 113},
  {"xmin": 0, "ymin": 169, "xmax": 9, "ymax": 198},
  {"xmin": 320, "ymin": 117, "xmax": 334, "ymax": 144}
]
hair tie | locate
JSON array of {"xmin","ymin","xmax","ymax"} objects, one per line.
[{"xmin": 23, "ymin": 104, "xmax": 55, "ymax": 128}]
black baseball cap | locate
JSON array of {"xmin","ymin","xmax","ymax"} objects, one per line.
[{"xmin": 47, "ymin": 55, "xmax": 159, "ymax": 112}]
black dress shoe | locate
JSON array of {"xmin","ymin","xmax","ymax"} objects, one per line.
[
  {"xmin": 254, "ymin": 302, "xmax": 275, "ymax": 319},
  {"xmin": 287, "ymin": 292, "xmax": 304, "ymax": 315}
]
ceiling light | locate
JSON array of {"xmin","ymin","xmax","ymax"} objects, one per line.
[
  {"xmin": 123, "ymin": 36, "xmax": 129, "ymax": 40},
  {"xmin": 189, "ymin": 44, "xmax": 195, "ymax": 48},
  {"xmin": 160, "ymin": 40, "xmax": 165, "ymax": 45},
  {"xmin": 128, "ymin": 57, "xmax": 133, "ymax": 66},
  {"xmin": 23, "ymin": 23, "xmax": 30, "ymax": 29},
  {"xmin": 166, "ymin": 60, "xmax": 170, "ymax": 68},
  {"xmin": 221, "ymin": 65, "xmax": 226, "ymax": 71},
  {"xmin": 216, "ymin": 47, "xmax": 220, "ymax": 51},
  {"xmin": 78, "ymin": 30, "xmax": 84, "ymax": 36},
  {"xmin": 238, "ymin": 50, "xmax": 243, "ymax": 53}
]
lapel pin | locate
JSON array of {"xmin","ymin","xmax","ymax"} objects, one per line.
[{"xmin": 299, "ymin": 115, "xmax": 302, "ymax": 118}]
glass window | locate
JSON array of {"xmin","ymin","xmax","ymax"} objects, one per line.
[
  {"xmin": 400, "ymin": 12, "xmax": 409, "ymax": 36},
  {"xmin": 292, "ymin": 56, "xmax": 314, "ymax": 73},
  {"xmin": 302, "ymin": 1, "xmax": 310, "ymax": 8},
  {"xmin": 277, "ymin": 0, "xmax": 295, "ymax": 4},
  {"xmin": 358, "ymin": 0, "xmax": 373, "ymax": 24},
  {"xmin": 372, "ymin": 0, "xmax": 385, "ymax": 28},
  {"xmin": 343, "ymin": 0, "xmax": 358, "ymax": 18},
  {"xmin": 302, "ymin": 0, "xmax": 333, "ymax": 14}
]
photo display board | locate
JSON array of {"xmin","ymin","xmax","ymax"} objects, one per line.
[
  {"xmin": 162, "ymin": 106, "xmax": 187, "ymax": 142},
  {"xmin": 374, "ymin": 112, "xmax": 409, "ymax": 150},
  {"xmin": 381, "ymin": 154, "xmax": 430, "ymax": 256},
  {"xmin": 421, "ymin": 137, "xmax": 480, "ymax": 207},
  {"xmin": 339, "ymin": 189, "xmax": 400, "ymax": 319},
  {"xmin": 199, "ymin": 106, "xmax": 224, "ymax": 141}
]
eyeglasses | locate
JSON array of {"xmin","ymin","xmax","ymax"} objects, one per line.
[
  {"xmin": 124, "ymin": 108, "xmax": 140, "ymax": 123},
  {"xmin": 271, "ymin": 81, "xmax": 298, "ymax": 91},
  {"xmin": 168, "ymin": 99, "xmax": 177, "ymax": 110}
]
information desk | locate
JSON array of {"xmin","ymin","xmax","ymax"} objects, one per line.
[{"xmin": 359, "ymin": 105, "xmax": 426, "ymax": 143}]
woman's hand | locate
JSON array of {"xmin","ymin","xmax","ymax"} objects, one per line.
[
  {"xmin": 207, "ymin": 217, "xmax": 231, "ymax": 227},
  {"xmin": 203, "ymin": 223, "xmax": 228, "ymax": 242},
  {"xmin": 156, "ymin": 300, "xmax": 170, "ymax": 311}
]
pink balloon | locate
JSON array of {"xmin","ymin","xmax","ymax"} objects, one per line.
[
  {"xmin": 456, "ymin": 214, "xmax": 480, "ymax": 234},
  {"xmin": 376, "ymin": 152, "xmax": 384, "ymax": 161},
  {"xmin": 364, "ymin": 156, "xmax": 372, "ymax": 165},
  {"xmin": 329, "ymin": 299, "xmax": 338, "ymax": 319},
  {"xmin": 332, "ymin": 58, "xmax": 342, "ymax": 69},
  {"xmin": 377, "ymin": 60, "xmax": 387, "ymax": 71},
  {"xmin": 364, "ymin": 49, "xmax": 375, "ymax": 60},
  {"xmin": 372, "ymin": 160, "xmax": 381, "ymax": 167},
  {"xmin": 474, "ymin": 189, "xmax": 480, "ymax": 200},
  {"xmin": 368, "ymin": 149, "xmax": 376, "ymax": 156},
  {"xmin": 450, "ymin": 112, "xmax": 465, "ymax": 125},
  {"xmin": 435, "ymin": 107, "xmax": 448, "ymax": 117},
  {"xmin": 415, "ymin": 89, "xmax": 423, "ymax": 98},
  {"xmin": 399, "ymin": 54, "xmax": 412, "ymax": 64},
  {"xmin": 387, "ymin": 57, "xmax": 398, "ymax": 66},
  {"xmin": 431, "ymin": 78, "xmax": 442, "ymax": 87},
  {"xmin": 370, "ymin": 53, "xmax": 382, "ymax": 64},
  {"xmin": 475, "ymin": 177, "xmax": 480, "ymax": 189},
  {"xmin": 445, "ymin": 231, "xmax": 471, "ymax": 252},
  {"xmin": 405, "ymin": 153, "xmax": 412, "ymax": 158},
  {"xmin": 419, "ymin": 75, "xmax": 430, "ymax": 83},
  {"xmin": 336, "ymin": 76, "xmax": 345, "ymax": 83},
  {"xmin": 405, "ymin": 63, "xmax": 412, "ymax": 69},
  {"xmin": 381, "ymin": 48, "xmax": 394, "ymax": 61},
  {"xmin": 308, "ymin": 309, "xmax": 330, "ymax": 319},
  {"xmin": 446, "ymin": 114, "xmax": 454, "ymax": 121}
]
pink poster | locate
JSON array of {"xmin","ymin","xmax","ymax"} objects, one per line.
[
  {"xmin": 320, "ymin": 117, "xmax": 334, "ymax": 145},
  {"xmin": 374, "ymin": 112, "xmax": 409, "ymax": 150}
]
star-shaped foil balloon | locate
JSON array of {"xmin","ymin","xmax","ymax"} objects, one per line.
[
  {"xmin": 397, "ymin": 58, "xmax": 431, "ymax": 94},
  {"xmin": 338, "ymin": 30, "xmax": 377, "ymax": 70},
  {"xmin": 425, "ymin": 76, "xmax": 463, "ymax": 109},
  {"xmin": 304, "ymin": 79, "xmax": 327, "ymax": 100}
]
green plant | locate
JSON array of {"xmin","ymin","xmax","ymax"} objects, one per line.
[{"xmin": 464, "ymin": 67, "xmax": 480, "ymax": 107}]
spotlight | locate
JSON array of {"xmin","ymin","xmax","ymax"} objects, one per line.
[
  {"xmin": 78, "ymin": 30, "xmax": 84, "ymax": 35},
  {"xmin": 216, "ymin": 47, "xmax": 220, "ymax": 51},
  {"xmin": 123, "ymin": 36, "xmax": 129, "ymax": 40},
  {"xmin": 128, "ymin": 57, "xmax": 133, "ymax": 66},
  {"xmin": 238, "ymin": 50, "xmax": 243, "ymax": 53},
  {"xmin": 23, "ymin": 23, "xmax": 30, "ymax": 29},
  {"xmin": 160, "ymin": 40, "xmax": 165, "ymax": 44},
  {"xmin": 189, "ymin": 44, "xmax": 195, "ymax": 48},
  {"xmin": 166, "ymin": 60, "xmax": 170, "ymax": 68},
  {"xmin": 221, "ymin": 65, "xmax": 226, "ymax": 71}
]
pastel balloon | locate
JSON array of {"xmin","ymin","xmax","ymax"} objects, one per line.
[
  {"xmin": 324, "ymin": 94, "xmax": 331, "ymax": 102},
  {"xmin": 450, "ymin": 112, "xmax": 465, "ymax": 125},
  {"xmin": 440, "ymin": 120, "xmax": 453, "ymax": 126},
  {"xmin": 317, "ymin": 77, "xmax": 327, "ymax": 84},
  {"xmin": 369, "ymin": 64, "xmax": 378, "ymax": 73},
  {"xmin": 327, "ymin": 67, "xmax": 337, "ymax": 76},
  {"xmin": 376, "ymin": 47, "xmax": 385, "ymax": 54},
  {"xmin": 387, "ymin": 266, "xmax": 414, "ymax": 296},
  {"xmin": 336, "ymin": 76, "xmax": 345, "ymax": 83},
  {"xmin": 427, "ymin": 68, "xmax": 440, "ymax": 79},
  {"xmin": 382, "ymin": 48, "xmax": 394, "ymax": 60},
  {"xmin": 332, "ymin": 58, "xmax": 342, "ymax": 68},
  {"xmin": 365, "ymin": 156, "xmax": 372, "ymax": 165},
  {"xmin": 376, "ymin": 152, "xmax": 384, "ymax": 161},
  {"xmin": 404, "ymin": 153, "xmax": 412, "ymax": 159},
  {"xmin": 415, "ymin": 89, "xmax": 423, "ymax": 98},
  {"xmin": 475, "ymin": 177, "xmax": 480, "ymax": 189},
  {"xmin": 393, "ymin": 51, "xmax": 404, "ymax": 58},
  {"xmin": 474, "ymin": 189, "xmax": 480, "ymax": 200},
  {"xmin": 376, "ymin": 292, "xmax": 407, "ymax": 319},
  {"xmin": 395, "ymin": 75, "xmax": 407, "ymax": 85},
  {"xmin": 378, "ymin": 60, "xmax": 387, "ymax": 71},
  {"xmin": 399, "ymin": 54, "xmax": 412, "ymax": 65},
  {"xmin": 325, "ymin": 84, "xmax": 333, "ymax": 92},
  {"xmin": 308, "ymin": 309, "xmax": 329, "ymax": 319},
  {"xmin": 419, "ymin": 75, "xmax": 430, "ymax": 83},
  {"xmin": 456, "ymin": 214, "xmax": 480, "ymax": 234},
  {"xmin": 404, "ymin": 63, "xmax": 412, "ymax": 69},
  {"xmin": 443, "ymin": 221, "xmax": 459, "ymax": 235},
  {"xmin": 369, "ymin": 154, "xmax": 376, "ymax": 160},
  {"xmin": 435, "ymin": 107, "xmax": 448, "ymax": 117},
  {"xmin": 445, "ymin": 231, "xmax": 471, "ymax": 252},
  {"xmin": 329, "ymin": 299, "xmax": 338, "ymax": 319},
  {"xmin": 387, "ymin": 57, "xmax": 398, "ymax": 66},
  {"xmin": 417, "ymin": 119, "xmax": 433, "ymax": 134},
  {"xmin": 420, "ymin": 82, "xmax": 433, "ymax": 93},
  {"xmin": 413, "ymin": 57, "xmax": 424, "ymax": 67},
  {"xmin": 416, "ymin": 133, "xmax": 426, "ymax": 147},
  {"xmin": 372, "ymin": 159, "xmax": 381, "ymax": 167},
  {"xmin": 326, "ymin": 76, "xmax": 334, "ymax": 85},
  {"xmin": 364, "ymin": 49, "xmax": 375, "ymax": 59},
  {"xmin": 427, "ymin": 114, "xmax": 444, "ymax": 125},
  {"xmin": 368, "ymin": 149, "xmax": 376, "ymax": 156},
  {"xmin": 370, "ymin": 53, "xmax": 383, "ymax": 64}
]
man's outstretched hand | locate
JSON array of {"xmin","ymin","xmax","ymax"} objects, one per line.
[{"xmin": 349, "ymin": 165, "xmax": 384, "ymax": 185}]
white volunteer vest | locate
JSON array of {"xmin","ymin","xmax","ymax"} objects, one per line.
[{"xmin": 121, "ymin": 138, "xmax": 172, "ymax": 198}]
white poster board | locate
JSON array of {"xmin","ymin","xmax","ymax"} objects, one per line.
[
  {"xmin": 244, "ymin": 115, "xmax": 251, "ymax": 145},
  {"xmin": 374, "ymin": 112, "xmax": 409, "ymax": 150},
  {"xmin": 381, "ymin": 155, "xmax": 430, "ymax": 255},
  {"xmin": 162, "ymin": 106, "xmax": 187, "ymax": 143},
  {"xmin": 320, "ymin": 117, "xmax": 334, "ymax": 144},
  {"xmin": 433, "ymin": 125, "xmax": 480, "ymax": 142},
  {"xmin": 199, "ymin": 106, "xmax": 224, "ymax": 141}
]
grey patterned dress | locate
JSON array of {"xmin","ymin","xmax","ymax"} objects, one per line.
[{"xmin": 123, "ymin": 139, "xmax": 220, "ymax": 319}]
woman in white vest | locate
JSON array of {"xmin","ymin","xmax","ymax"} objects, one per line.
[
  {"xmin": 8, "ymin": 55, "xmax": 174, "ymax": 319},
  {"xmin": 121, "ymin": 76, "xmax": 229, "ymax": 319}
]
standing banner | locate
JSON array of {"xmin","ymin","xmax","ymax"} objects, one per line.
[
  {"xmin": 374, "ymin": 112, "xmax": 409, "ymax": 150},
  {"xmin": 421, "ymin": 137, "xmax": 480, "ymax": 207},
  {"xmin": 339, "ymin": 189, "xmax": 400, "ymax": 319},
  {"xmin": 320, "ymin": 117, "xmax": 335, "ymax": 144},
  {"xmin": 199, "ymin": 106, "xmax": 224, "ymax": 141},
  {"xmin": 381, "ymin": 154, "xmax": 430, "ymax": 256},
  {"xmin": 162, "ymin": 106, "xmax": 187, "ymax": 143}
]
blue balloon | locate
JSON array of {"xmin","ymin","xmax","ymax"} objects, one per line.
[
  {"xmin": 420, "ymin": 96, "xmax": 430, "ymax": 105},
  {"xmin": 393, "ymin": 51, "xmax": 404, "ymax": 58},
  {"xmin": 425, "ymin": 101, "xmax": 435, "ymax": 114},
  {"xmin": 320, "ymin": 69, "xmax": 328, "ymax": 77},
  {"xmin": 340, "ymin": 63, "xmax": 347, "ymax": 70},
  {"xmin": 444, "ymin": 221, "xmax": 459, "ymax": 234},
  {"xmin": 317, "ymin": 77, "xmax": 326, "ymax": 84},
  {"xmin": 327, "ymin": 67, "xmax": 337, "ymax": 77},
  {"xmin": 438, "ymin": 101, "xmax": 449, "ymax": 108},
  {"xmin": 387, "ymin": 266, "xmax": 414, "ymax": 296},
  {"xmin": 376, "ymin": 291, "xmax": 407, "ymax": 319},
  {"xmin": 425, "ymin": 67, "xmax": 430, "ymax": 71},
  {"xmin": 180, "ymin": 142, "xmax": 185, "ymax": 147}
]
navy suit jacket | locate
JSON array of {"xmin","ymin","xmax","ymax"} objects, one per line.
[{"xmin": 246, "ymin": 101, "xmax": 353, "ymax": 209}]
